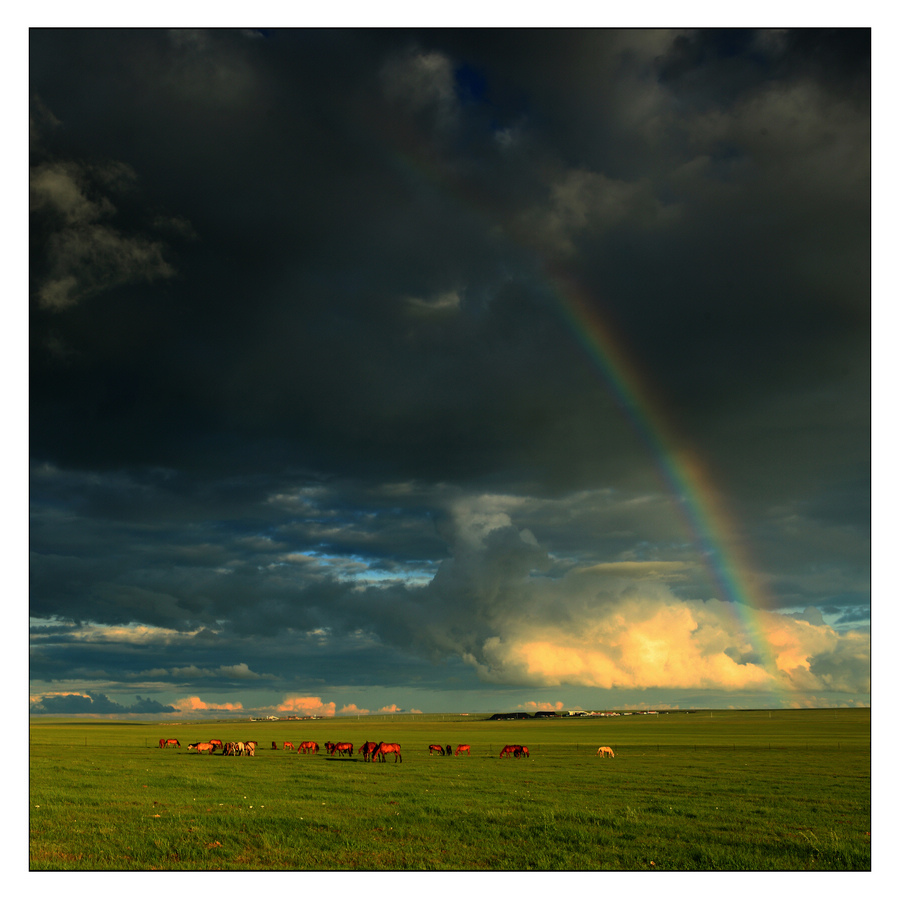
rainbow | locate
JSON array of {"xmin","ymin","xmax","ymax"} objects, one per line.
[
  {"xmin": 548, "ymin": 268, "xmax": 787, "ymax": 701},
  {"xmin": 380, "ymin": 134, "xmax": 790, "ymax": 702}
]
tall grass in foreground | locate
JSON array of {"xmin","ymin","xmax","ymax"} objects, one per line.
[{"xmin": 30, "ymin": 708, "xmax": 870, "ymax": 870}]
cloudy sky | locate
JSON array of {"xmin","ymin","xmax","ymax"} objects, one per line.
[{"xmin": 28, "ymin": 27, "xmax": 870, "ymax": 719}]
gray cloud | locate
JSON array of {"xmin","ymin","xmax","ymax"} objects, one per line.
[{"xmin": 29, "ymin": 691, "xmax": 177, "ymax": 715}]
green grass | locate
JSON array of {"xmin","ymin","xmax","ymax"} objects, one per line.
[{"xmin": 29, "ymin": 708, "xmax": 870, "ymax": 870}]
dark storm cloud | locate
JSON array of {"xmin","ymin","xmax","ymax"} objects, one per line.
[
  {"xmin": 30, "ymin": 29, "xmax": 869, "ymax": 709},
  {"xmin": 29, "ymin": 690, "xmax": 177, "ymax": 715}
]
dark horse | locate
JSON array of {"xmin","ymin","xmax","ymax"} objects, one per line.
[
  {"xmin": 428, "ymin": 744, "xmax": 445, "ymax": 756},
  {"xmin": 372, "ymin": 742, "xmax": 402, "ymax": 762},
  {"xmin": 358, "ymin": 741, "xmax": 378, "ymax": 761}
]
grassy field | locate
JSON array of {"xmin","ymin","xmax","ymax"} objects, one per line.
[{"xmin": 29, "ymin": 708, "xmax": 870, "ymax": 871}]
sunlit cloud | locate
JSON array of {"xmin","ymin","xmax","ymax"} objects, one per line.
[
  {"xmin": 174, "ymin": 696, "xmax": 244, "ymax": 712},
  {"xmin": 461, "ymin": 590, "xmax": 868, "ymax": 695},
  {"xmin": 339, "ymin": 703, "xmax": 370, "ymax": 716},
  {"xmin": 424, "ymin": 505, "xmax": 870, "ymax": 699},
  {"xmin": 64, "ymin": 623, "xmax": 202, "ymax": 644},
  {"xmin": 518, "ymin": 700, "xmax": 566, "ymax": 712},
  {"xmin": 275, "ymin": 696, "xmax": 337, "ymax": 717}
]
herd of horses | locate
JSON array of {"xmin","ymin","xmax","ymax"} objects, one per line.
[
  {"xmin": 160, "ymin": 738, "xmax": 617, "ymax": 760},
  {"xmin": 162, "ymin": 738, "xmax": 402, "ymax": 762},
  {"xmin": 429, "ymin": 744, "xmax": 470, "ymax": 756}
]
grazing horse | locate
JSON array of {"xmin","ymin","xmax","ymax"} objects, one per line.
[
  {"xmin": 209, "ymin": 739, "xmax": 223, "ymax": 750},
  {"xmin": 245, "ymin": 741, "xmax": 257, "ymax": 756},
  {"xmin": 596, "ymin": 746, "xmax": 615, "ymax": 758},
  {"xmin": 324, "ymin": 741, "xmax": 336, "ymax": 755},
  {"xmin": 429, "ymin": 744, "xmax": 445, "ymax": 756},
  {"xmin": 272, "ymin": 741, "xmax": 278, "ymax": 750},
  {"xmin": 159, "ymin": 738, "xmax": 166, "ymax": 749},
  {"xmin": 446, "ymin": 745, "xmax": 452, "ymax": 756},
  {"xmin": 333, "ymin": 742, "xmax": 353, "ymax": 757},
  {"xmin": 500, "ymin": 744, "xmax": 527, "ymax": 758},
  {"xmin": 454, "ymin": 744, "xmax": 471, "ymax": 756},
  {"xmin": 283, "ymin": 741, "xmax": 294, "ymax": 751},
  {"xmin": 163, "ymin": 738, "xmax": 180, "ymax": 748},
  {"xmin": 234, "ymin": 741, "xmax": 246, "ymax": 755},
  {"xmin": 372, "ymin": 742, "xmax": 402, "ymax": 763},
  {"xmin": 358, "ymin": 741, "xmax": 378, "ymax": 761},
  {"xmin": 298, "ymin": 741, "xmax": 319, "ymax": 754},
  {"xmin": 223, "ymin": 742, "xmax": 236, "ymax": 756},
  {"xmin": 187, "ymin": 742, "xmax": 216, "ymax": 754}
]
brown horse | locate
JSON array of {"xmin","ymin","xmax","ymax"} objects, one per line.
[
  {"xmin": 358, "ymin": 741, "xmax": 378, "ymax": 761},
  {"xmin": 454, "ymin": 744, "xmax": 471, "ymax": 756},
  {"xmin": 158, "ymin": 738, "xmax": 166, "ymax": 749},
  {"xmin": 429, "ymin": 744, "xmax": 445, "ymax": 755},
  {"xmin": 283, "ymin": 741, "xmax": 294, "ymax": 751},
  {"xmin": 208, "ymin": 739, "xmax": 223, "ymax": 750},
  {"xmin": 324, "ymin": 741, "xmax": 336, "ymax": 755},
  {"xmin": 162, "ymin": 738, "xmax": 180, "ymax": 748},
  {"xmin": 271, "ymin": 741, "xmax": 278, "ymax": 750},
  {"xmin": 372, "ymin": 742, "xmax": 402, "ymax": 762},
  {"xmin": 297, "ymin": 741, "xmax": 319, "ymax": 754},
  {"xmin": 187, "ymin": 741, "xmax": 216, "ymax": 754},
  {"xmin": 596, "ymin": 746, "xmax": 615, "ymax": 757},
  {"xmin": 333, "ymin": 742, "xmax": 353, "ymax": 757},
  {"xmin": 500, "ymin": 744, "xmax": 527, "ymax": 758}
]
